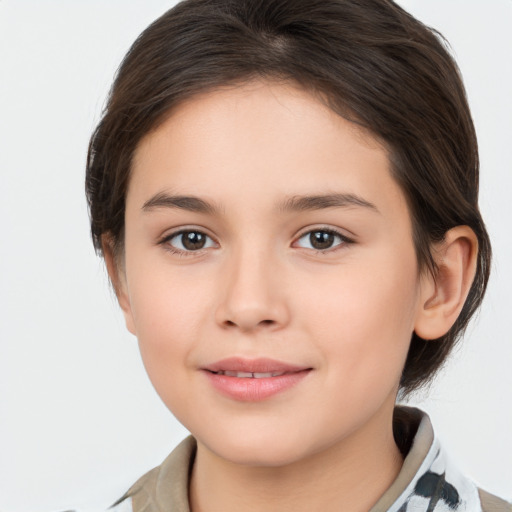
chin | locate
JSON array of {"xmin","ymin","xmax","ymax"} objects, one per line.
[
  {"xmin": 195, "ymin": 422, "xmax": 327, "ymax": 468},
  {"xmin": 216, "ymin": 440, "xmax": 307, "ymax": 467}
]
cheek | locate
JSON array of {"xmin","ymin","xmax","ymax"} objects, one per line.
[
  {"xmin": 126, "ymin": 243, "xmax": 216, "ymax": 336},
  {"xmin": 124, "ymin": 260, "xmax": 215, "ymax": 392},
  {"xmin": 300, "ymin": 249, "xmax": 419, "ymax": 386}
]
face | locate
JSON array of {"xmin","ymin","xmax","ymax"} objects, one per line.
[{"xmin": 116, "ymin": 80, "xmax": 426, "ymax": 467}]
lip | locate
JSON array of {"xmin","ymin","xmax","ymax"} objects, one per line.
[{"xmin": 202, "ymin": 357, "xmax": 312, "ymax": 401}]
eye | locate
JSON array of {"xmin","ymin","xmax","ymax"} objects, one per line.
[
  {"xmin": 162, "ymin": 230, "xmax": 216, "ymax": 253},
  {"xmin": 295, "ymin": 228, "xmax": 351, "ymax": 251}
]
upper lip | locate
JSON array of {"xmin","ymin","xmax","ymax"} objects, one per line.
[{"xmin": 203, "ymin": 357, "xmax": 310, "ymax": 374}]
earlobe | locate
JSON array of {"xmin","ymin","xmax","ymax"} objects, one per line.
[
  {"xmin": 414, "ymin": 226, "xmax": 478, "ymax": 340},
  {"xmin": 101, "ymin": 235, "xmax": 137, "ymax": 335}
]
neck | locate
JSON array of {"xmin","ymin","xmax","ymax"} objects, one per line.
[{"xmin": 189, "ymin": 404, "xmax": 403, "ymax": 512}]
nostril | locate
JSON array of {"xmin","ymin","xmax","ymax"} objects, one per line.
[{"xmin": 222, "ymin": 318, "xmax": 276, "ymax": 329}]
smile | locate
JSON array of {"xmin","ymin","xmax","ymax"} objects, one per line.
[
  {"xmin": 202, "ymin": 358, "xmax": 312, "ymax": 401},
  {"xmin": 212, "ymin": 371, "xmax": 286, "ymax": 378}
]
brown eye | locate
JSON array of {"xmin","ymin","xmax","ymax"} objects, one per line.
[
  {"xmin": 295, "ymin": 229, "xmax": 349, "ymax": 251},
  {"xmin": 309, "ymin": 231, "xmax": 335, "ymax": 249},
  {"xmin": 165, "ymin": 230, "xmax": 216, "ymax": 252},
  {"xmin": 182, "ymin": 231, "xmax": 206, "ymax": 250}
]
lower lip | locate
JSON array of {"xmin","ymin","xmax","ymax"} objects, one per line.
[{"xmin": 203, "ymin": 370, "xmax": 312, "ymax": 401}]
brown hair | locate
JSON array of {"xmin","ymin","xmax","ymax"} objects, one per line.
[{"xmin": 86, "ymin": 0, "xmax": 491, "ymax": 396}]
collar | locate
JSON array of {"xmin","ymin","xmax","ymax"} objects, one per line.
[
  {"xmin": 115, "ymin": 407, "xmax": 483, "ymax": 512},
  {"xmin": 370, "ymin": 407, "xmax": 482, "ymax": 512}
]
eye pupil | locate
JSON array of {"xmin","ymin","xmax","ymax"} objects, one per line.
[
  {"xmin": 182, "ymin": 231, "xmax": 206, "ymax": 250},
  {"xmin": 310, "ymin": 231, "xmax": 334, "ymax": 249}
]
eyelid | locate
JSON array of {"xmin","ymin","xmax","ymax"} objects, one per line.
[
  {"xmin": 158, "ymin": 227, "xmax": 218, "ymax": 256},
  {"xmin": 157, "ymin": 225, "xmax": 355, "ymax": 256},
  {"xmin": 292, "ymin": 226, "xmax": 355, "ymax": 252}
]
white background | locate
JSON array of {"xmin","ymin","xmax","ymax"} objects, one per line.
[{"xmin": 0, "ymin": 1, "xmax": 511, "ymax": 511}]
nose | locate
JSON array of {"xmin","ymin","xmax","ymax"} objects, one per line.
[{"xmin": 214, "ymin": 246, "xmax": 290, "ymax": 333}]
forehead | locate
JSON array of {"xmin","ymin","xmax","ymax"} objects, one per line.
[
  {"xmin": 137, "ymin": 79, "xmax": 384, "ymax": 160},
  {"xmin": 129, "ymin": 80, "xmax": 406, "ymax": 220}
]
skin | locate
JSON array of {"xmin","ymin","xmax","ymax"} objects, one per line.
[{"xmin": 105, "ymin": 80, "xmax": 478, "ymax": 512}]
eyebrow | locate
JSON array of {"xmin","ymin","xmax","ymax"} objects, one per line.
[
  {"xmin": 142, "ymin": 193, "xmax": 221, "ymax": 215},
  {"xmin": 142, "ymin": 191, "xmax": 378, "ymax": 215},
  {"xmin": 277, "ymin": 193, "xmax": 378, "ymax": 214}
]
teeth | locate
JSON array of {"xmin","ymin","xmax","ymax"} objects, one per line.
[
  {"xmin": 224, "ymin": 371, "xmax": 252, "ymax": 378},
  {"xmin": 218, "ymin": 371, "xmax": 286, "ymax": 378}
]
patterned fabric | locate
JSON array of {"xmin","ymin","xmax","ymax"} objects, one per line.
[
  {"xmin": 101, "ymin": 407, "xmax": 508, "ymax": 512},
  {"xmin": 387, "ymin": 436, "xmax": 482, "ymax": 512}
]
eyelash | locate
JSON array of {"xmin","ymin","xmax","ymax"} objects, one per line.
[
  {"xmin": 158, "ymin": 227, "xmax": 354, "ymax": 257},
  {"xmin": 158, "ymin": 229, "xmax": 217, "ymax": 257},
  {"xmin": 294, "ymin": 227, "xmax": 354, "ymax": 253}
]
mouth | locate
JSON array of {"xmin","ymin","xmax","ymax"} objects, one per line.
[
  {"xmin": 209, "ymin": 370, "xmax": 288, "ymax": 378},
  {"xmin": 203, "ymin": 357, "xmax": 310, "ymax": 374},
  {"xmin": 202, "ymin": 357, "xmax": 312, "ymax": 401}
]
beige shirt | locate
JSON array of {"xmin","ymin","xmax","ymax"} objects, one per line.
[{"xmin": 110, "ymin": 408, "xmax": 511, "ymax": 512}]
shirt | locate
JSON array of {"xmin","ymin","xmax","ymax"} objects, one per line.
[{"xmin": 107, "ymin": 407, "xmax": 511, "ymax": 512}]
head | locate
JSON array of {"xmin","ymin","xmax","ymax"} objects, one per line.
[{"xmin": 86, "ymin": 0, "xmax": 490, "ymax": 457}]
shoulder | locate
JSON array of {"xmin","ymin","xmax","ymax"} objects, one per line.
[
  {"xmin": 99, "ymin": 498, "xmax": 134, "ymax": 512},
  {"xmin": 108, "ymin": 436, "xmax": 196, "ymax": 512},
  {"xmin": 387, "ymin": 407, "xmax": 511, "ymax": 512},
  {"xmin": 478, "ymin": 488, "xmax": 512, "ymax": 512}
]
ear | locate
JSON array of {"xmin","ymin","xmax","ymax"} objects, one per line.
[
  {"xmin": 414, "ymin": 226, "xmax": 478, "ymax": 340},
  {"xmin": 102, "ymin": 235, "xmax": 136, "ymax": 335}
]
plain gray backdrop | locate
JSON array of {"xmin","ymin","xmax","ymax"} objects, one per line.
[{"xmin": 0, "ymin": 1, "xmax": 511, "ymax": 511}]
